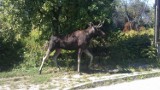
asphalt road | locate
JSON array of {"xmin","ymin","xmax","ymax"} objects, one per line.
[{"xmin": 87, "ymin": 77, "xmax": 160, "ymax": 90}]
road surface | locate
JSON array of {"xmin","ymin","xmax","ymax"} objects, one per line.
[{"xmin": 87, "ymin": 77, "xmax": 160, "ymax": 90}]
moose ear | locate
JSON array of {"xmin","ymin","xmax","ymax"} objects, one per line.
[{"xmin": 88, "ymin": 22, "xmax": 94, "ymax": 27}]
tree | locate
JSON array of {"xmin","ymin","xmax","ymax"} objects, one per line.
[
  {"xmin": 113, "ymin": 0, "xmax": 154, "ymax": 30},
  {"xmin": 0, "ymin": 0, "xmax": 114, "ymax": 39},
  {"xmin": 0, "ymin": 0, "xmax": 114, "ymax": 69}
]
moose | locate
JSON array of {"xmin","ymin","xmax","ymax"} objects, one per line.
[{"xmin": 39, "ymin": 22, "xmax": 105, "ymax": 74}]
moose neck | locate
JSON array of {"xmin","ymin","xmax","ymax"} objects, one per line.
[{"xmin": 85, "ymin": 27, "xmax": 96, "ymax": 40}]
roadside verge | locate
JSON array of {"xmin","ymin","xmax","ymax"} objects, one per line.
[{"xmin": 68, "ymin": 69, "xmax": 160, "ymax": 90}]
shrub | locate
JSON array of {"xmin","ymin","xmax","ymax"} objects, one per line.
[
  {"xmin": 17, "ymin": 29, "xmax": 45, "ymax": 69},
  {"xmin": 106, "ymin": 29, "xmax": 156, "ymax": 64},
  {"xmin": 0, "ymin": 36, "xmax": 24, "ymax": 71},
  {"xmin": 12, "ymin": 28, "xmax": 157, "ymax": 70}
]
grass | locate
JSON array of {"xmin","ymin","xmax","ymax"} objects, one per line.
[
  {"xmin": 0, "ymin": 63, "xmax": 157, "ymax": 79},
  {"xmin": 0, "ymin": 62, "xmax": 159, "ymax": 89},
  {"xmin": 0, "ymin": 66, "xmax": 79, "ymax": 85},
  {"xmin": 0, "ymin": 68, "xmax": 36, "ymax": 78},
  {"xmin": 0, "ymin": 67, "xmax": 54, "ymax": 85},
  {"xmin": 31, "ymin": 74, "xmax": 52, "ymax": 84}
]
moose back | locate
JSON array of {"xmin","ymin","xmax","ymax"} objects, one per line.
[{"xmin": 39, "ymin": 22, "xmax": 105, "ymax": 74}]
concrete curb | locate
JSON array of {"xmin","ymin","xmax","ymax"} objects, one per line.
[{"xmin": 67, "ymin": 69, "xmax": 160, "ymax": 90}]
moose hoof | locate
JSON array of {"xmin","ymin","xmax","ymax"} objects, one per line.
[{"xmin": 39, "ymin": 70, "xmax": 42, "ymax": 75}]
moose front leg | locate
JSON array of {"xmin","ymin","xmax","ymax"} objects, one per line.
[{"xmin": 39, "ymin": 48, "xmax": 51, "ymax": 74}]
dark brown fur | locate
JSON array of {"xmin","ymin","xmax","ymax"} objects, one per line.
[{"xmin": 39, "ymin": 23, "xmax": 105, "ymax": 74}]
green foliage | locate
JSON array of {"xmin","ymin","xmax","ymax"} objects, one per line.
[
  {"xmin": 0, "ymin": 0, "xmax": 114, "ymax": 70},
  {"xmin": 107, "ymin": 29, "xmax": 156, "ymax": 64},
  {"xmin": 0, "ymin": 0, "xmax": 158, "ymax": 71},
  {"xmin": 0, "ymin": 36, "xmax": 24, "ymax": 71},
  {"xmin": 18, "ymin": 29, "xmax": 44, "ymax": 69},
  {"xmin": 141, "ymin": 46, "xmax": 156, "ymax": 59},
  {"xmin": 0, "ymin": 0, "xmax": 113, "ymax": 38}
]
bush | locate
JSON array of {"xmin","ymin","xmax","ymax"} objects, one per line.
[
  {"xmin": 17, "ymin": 29, "xmax": 45, "ymax": 69},
  {"xmin": 4, "ymin": 28, "xmax": 156, "ymax": 70},
  {"xmin": 0, "ymin": 36, "xmax": 24, "ymax": 71},
  {"xmin": 106, "ymin": 29, "xmax": 156, "ymax": 64}
]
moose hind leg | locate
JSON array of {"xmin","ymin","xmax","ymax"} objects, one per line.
[
  {"xmin": 84, "ymin": 49, "xmax": 93, "ymax": 69},
  {"xmin": 77, "ymin": 48, "xmax": 82, "ymax": 73},
  {"xmin": 53, "ymin": 49, "xmax": 61, "ymax": 70},
  {"xmin": 39, "ymin": 48, "xmax": 51, "ymax": 74}
]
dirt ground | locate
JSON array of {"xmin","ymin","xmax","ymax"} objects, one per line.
[{"xmin": 0, "ymin": 67, "xmax": 160, "ymax": 90}]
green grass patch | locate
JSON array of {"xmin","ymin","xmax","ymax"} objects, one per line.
[
  {"xmin": 0, "ymin": 68, "xmax": 37, "ymax": 78},
  {"xmin": 0, "ymin": 67, "xmax": 54, "ymax": 84},
  {"xmin": 30, "ymin": 74, "xmax": 52, "ymax": 84}
]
